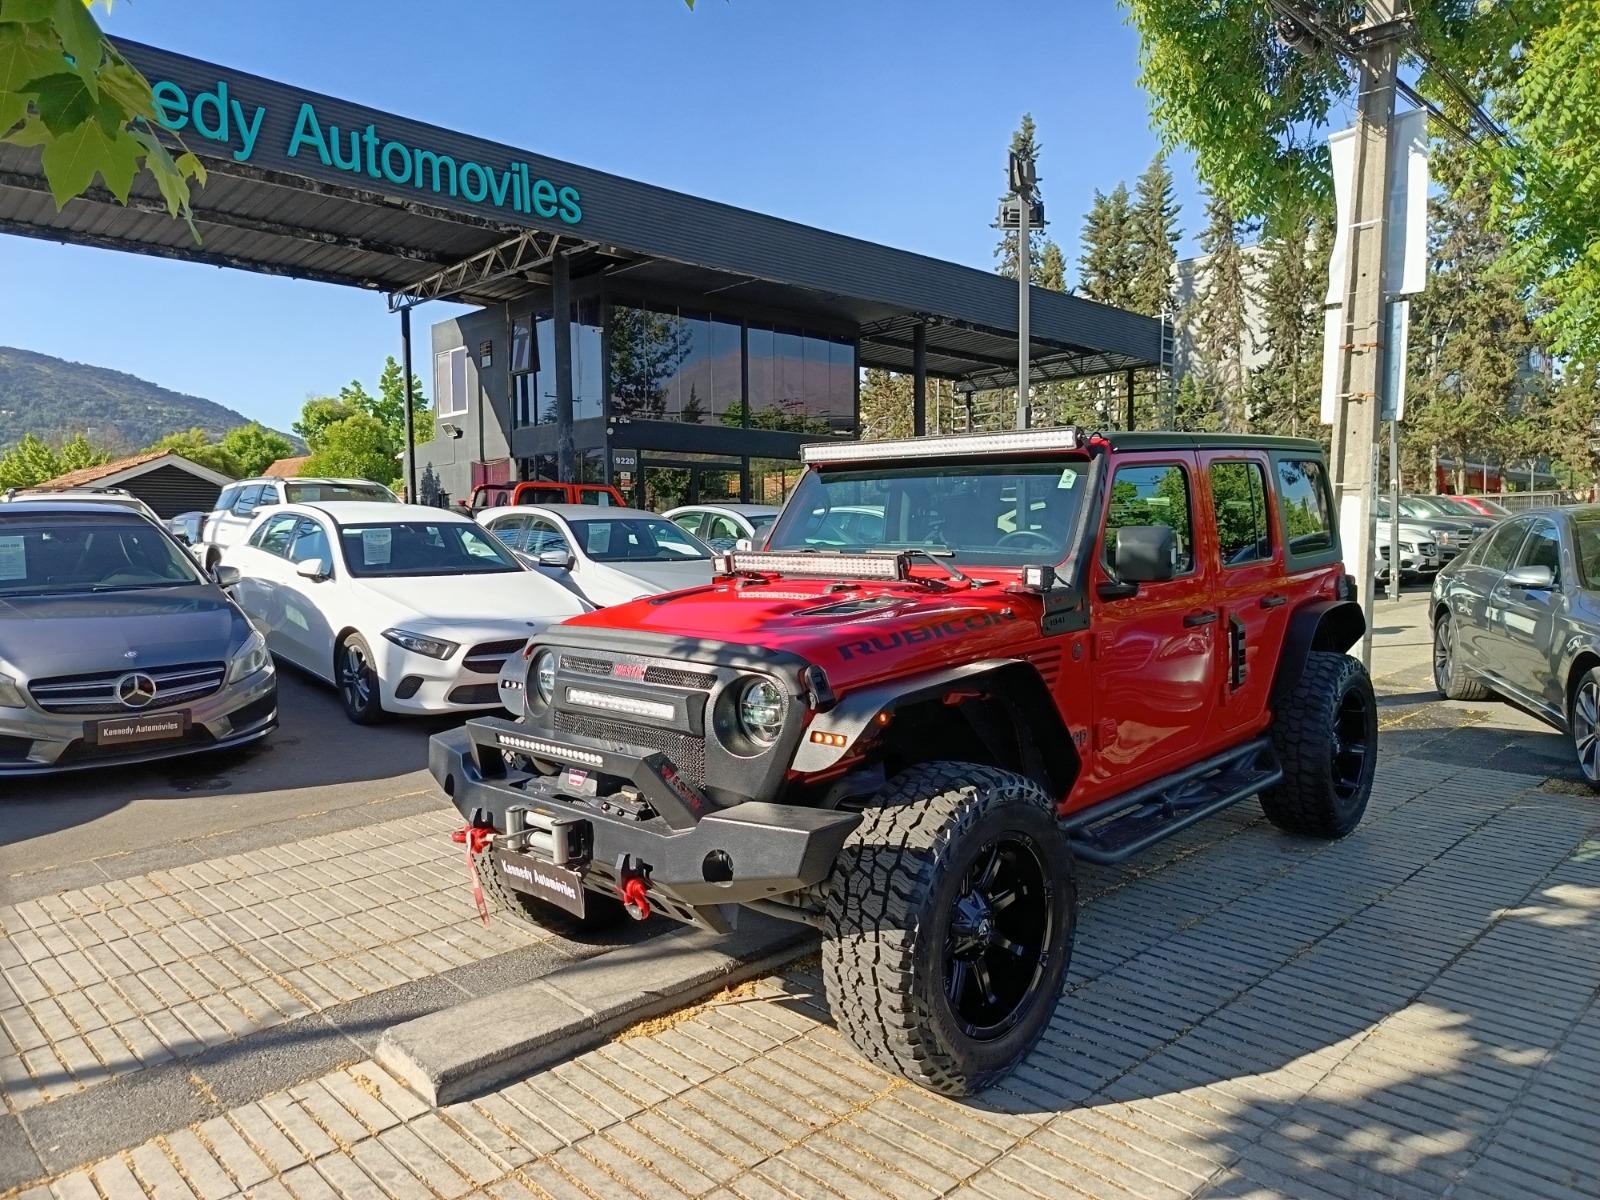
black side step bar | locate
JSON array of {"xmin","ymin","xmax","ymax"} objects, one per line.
[{"xmin": 1063, "ymin": 736, "xmax": 1281, "ymax": 866}]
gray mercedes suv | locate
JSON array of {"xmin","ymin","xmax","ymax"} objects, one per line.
[{"xmin": 0, "ymin": 502, "xmax": 278, "ymax": 776}]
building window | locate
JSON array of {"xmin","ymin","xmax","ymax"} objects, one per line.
[
  {"xmin": 434, "ymin": 346, "xmax": 468, "ymax": 418},
  {"xmin": 747, "ymin": 324, "xmax": 854, "ymax": 435},
  {"xmin": 510, "ymin": 314, "xmax": 536, "ymax": 374}
]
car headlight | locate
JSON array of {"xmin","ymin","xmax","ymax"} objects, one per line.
[
  {"xmin": 382, "ymin": 628, "xmax": 460, "ymax": 659},
  {"xmin": 0, "ymin": 672, "xmax": 27, "ymax": 709},
  {"xmin": 533, "ymin": 650, "xmax": 556, "ymax": 704},
  {"xmin": 225, "ymin": 630, "xmax": 271, "ymax": 683},
  {"xmin": 737, "ymin": 677, "xmax": 786, "ymax": 745}
]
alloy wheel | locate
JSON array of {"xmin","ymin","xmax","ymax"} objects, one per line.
[
  {"xmin": 1433, "ymin": 616, "xmax": 1454, "ymax": 693},
  {"xmin": 1573, "ymin": 679, "xmax": 1600, "ymax": 783},
  {"xmin": 943, "ymin": 835, "xmax": 1053, "ymax": 1040},
  {"xmin": 1330, "ymin": 688, "xmax": 1373, "ymax": 802},
  {"xmin": 340, "ymin": 642, "xmax": 372, "ymax": 712}
]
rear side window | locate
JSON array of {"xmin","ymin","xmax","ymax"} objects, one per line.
[
  {"xmin": 1210, "ymin": 461, "xmax": 1271, "ymax": 566},
  {"xmin": 1275, "ymin": 459, "xmax": 1334, "ymax": 556},
  {"xmin": 216, "ymin": 485, "xmax": 240, "ymax": 512}
]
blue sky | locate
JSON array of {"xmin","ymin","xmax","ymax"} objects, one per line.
[{"xmin": 0, "ymin": 0, "xmax": 1203, "ymax": 437}]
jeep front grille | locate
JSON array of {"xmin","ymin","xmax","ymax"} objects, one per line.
[
  {"xmin": 643, "ymin": 665, "xmax": 718, "ymax": 690},
  {"xmin": 553, "ymin": 710, "xmax": 706, "ymax": 784},
  {"xmin": 559, "ymin": 654, "xmax": 614, "ymax": 677}
]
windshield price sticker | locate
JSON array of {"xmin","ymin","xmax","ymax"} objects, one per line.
[
  {"xmin": 1058, "ymin": 468, "xmax": 1078, "ymax": 490},
  {"xmin": 0, "ymin": 535, "xmax": 25, "ymax": 580},
  {"xmin": 361, "ymin": 528, "xmax": 392, "ymax": 565}
]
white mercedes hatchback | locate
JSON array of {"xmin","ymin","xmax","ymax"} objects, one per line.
[{"xmin": 220, "ymin": 503, "xmax": 589, "ymax": 722}]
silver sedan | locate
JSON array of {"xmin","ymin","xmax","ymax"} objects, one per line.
[{"xmin": 1430, "ymin": 505, "xmax": 1600, "ymax": 788}]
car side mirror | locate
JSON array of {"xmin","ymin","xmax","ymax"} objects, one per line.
[
  {"xmin": 1113, "ymin": 525, "xmax": 1177, "ymax": 584},
  {"xmin": 213, "ymin": 564, "xmax": 241, "ymax": 588},
  {"xmin": 734, "ymin": 537, "xmax": 753, "ymax": 552},
  {"xmin": 1505, "ymin": 564, "xmax": 1555, "ymax": 590},
  {"xmin": 172, "ymin": 531, "xmax": 192, "ymax": 546},
  {"xmin": 295, "ymin": 558, "xmax": 330, "ymax": 581},
  {"xmin": 538, "ymin": 548, "xmax": 575, "ymax": 570}
]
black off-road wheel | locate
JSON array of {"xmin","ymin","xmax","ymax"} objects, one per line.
[
  {"xmin": 336, "ymin": 633, "xmax": 387, "ymax": 725},
  {"xmin": 1434, "ymin": 611, "xmax": 1492, "ymax": 701},
  {"xmin": 1261, "ymin": 651, "xmax": 1377, "ymax": 838},
  {"xmin": 822, "ymin": 762, "xmax": 1076, "ymax": 1096},
  {"xmin": 471, "ymin": 843, "xmax": 629, "ymax": 935}
]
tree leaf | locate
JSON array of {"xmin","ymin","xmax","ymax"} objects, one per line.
[
  {"xmin": 38, "ymin": 114, "xmax": 112, "ymax": 207},
  {"xmin": 95, "ymin": 123, "xmax": 139, "ymax": 200},
  {"xmin": 49, "ymin": 0, "xmax": 101, "ymax": 73},
  {"xmin": 28, "ymin": 68, "xmax": 92, "ymax": 132},
  {"xmin": 0, "ymin": 0, "xmax": 57, "ymax": 24},
  {"xmin": 0, "ymin": 19, "xmax": 62, "ymax": 91},
  {"xmin": 0, "ymin": 87, "xmax": 26, "ymax": 136},
  {"xmin": 3, "ymin": 110, "xmax": 49, "ymax": 145},
  {"xmin": 95, "ymin": 58, "xmax": 154, "ymax": 120}
]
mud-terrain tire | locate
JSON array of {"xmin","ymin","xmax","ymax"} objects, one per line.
[
  {"xmin": 822, "ymin": 762, "xmax": 1075, "ymax": 1096},
  {"xmin": 1434, "ymin": 611, "xmax": 1492, "ymax": 701},
  {"xmin": 1261, "ymin": 651, "xmax": 1376, "ymax": 838},
  {"xmin": 472, "ymin": 843, "xmax": 628, "ymax": 934}
]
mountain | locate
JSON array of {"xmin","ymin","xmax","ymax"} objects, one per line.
[{"xmin": 0, "ymin": 346, "xmax": 301, "ymax": 452}]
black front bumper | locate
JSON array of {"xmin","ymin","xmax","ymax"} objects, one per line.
[{"xmin": 430, "ymin": 717, "xmax": 859, "ymax": 926}]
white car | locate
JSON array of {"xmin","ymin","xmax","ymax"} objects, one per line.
[
  {"xmin": 664, "ymin": 503, "xmax": 779, "ymax": 552},
  {"xmin": 476, "ymin": 504, "xmax": 716, "ymax": 607},
  {"xmin": 220, "ymin": 502, "xmax": 589, "ymax": 722},
  {"xmin": 1, "ymin": 486, "xmax": 160, "ymax": 522},
  {"xmin": 198, "ymin": 476, "xmax": 398, "ymax": 571}
]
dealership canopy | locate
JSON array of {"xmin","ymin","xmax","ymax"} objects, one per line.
[{"xmin": 0, "ymin": 40, "xmax": 1161, "ymax": 394}]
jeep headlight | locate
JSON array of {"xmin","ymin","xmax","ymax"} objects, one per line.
[
  {"xmin": 225, "ymin": 631, "xmax": 271, "ymax": 683},
  {"xmin": 382, "ymin": 628, "xmax": 460, "ymax": 660},
  {"xmin": 533, "ymin": 650, "xmax": 556, "ymax": 704},
  {"xmin": 736, "ymin": 677, "xmax": 786, "ymax": 745},
  {"xmin": 0, "ymin": 672, "xmax": 26, "ymax": 709}
]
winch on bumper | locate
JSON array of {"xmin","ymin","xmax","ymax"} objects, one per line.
[{"xmin": 430, "ymin": 715, "xmax": 860, "ymax": 931}]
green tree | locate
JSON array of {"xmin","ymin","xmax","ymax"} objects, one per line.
[
  {"xmin": 301, "ymin": 412, "xmax": 398, "ymax": 487},
  {"xmin": 220, "ymin": 423, "xmax": 294, "ymax": 477},
  {"xmin": 1, "ymin": 0, "xmax": 204, "ymax": 225},
  {"xmin": 994, "ymin": 114, "xmax": 1049, "ymax": 281},
  {"xmin": 375, "ymin": 355, "xmax": 433, "ymax": 446},
  {"xmin": 294, "ymin": 398, "xmax": 358, "ymax": 451},
  {"xmin": 1190, "ymin": 187, "xmax": 1253, "ymax": 432},
  {"xmin": 0, "ymin": 430, "xmax": 111, "ymax": 487},
  {"xmin": 146, "ymin": 427, "xmax": 241, "ymax": 477},
  {"xmin": 1128, "ymin": 154, "xmax": 1181, "ymax": 318},
  {"xmin": 1036, "ymin": 240, "xmax": 1067, "ymax": 292},
  {"xmin": 1251, "ymin": 206, "xmax": 1328, "ymax": 438},
  {"xmin": 858, "ymin": 369, "xmax": 914, "ymax": 441},
  {"xmin": 1405, "ymin": 157, "xmax": 1539, "ymax": 491},
  {"xmin": 1077, "ymin": 182, "xmax": 1138, "ymax": 308}
]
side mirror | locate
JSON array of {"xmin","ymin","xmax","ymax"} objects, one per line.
[
  {"xmin": 213, "ymin": 564, "xmax": 241, "ymax": 588},
  {"xmin": 172, "ymin": 531, "xmax": 192, "ymax": 546},
  {"xmin": 1504, "ymin": 564, "xmax": 1555, "ymax": 590},
  {"xmin": 734, "ymin": 537, "xmax": 753, "ymax": 552},
  {"xmin": 295, "ymin": 557, "xmax": 330, "ymax": 581},
  {"xmin": 538, "ymin": 548, "xmax": 575, "ymax": 570},
  {"xmin": 1113, "ymin": 525, "xmax": 1177, "ymax": 584}
]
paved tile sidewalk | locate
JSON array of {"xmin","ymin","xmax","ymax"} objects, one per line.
[
  {"xmin": 17, "ymin": 753, "xmax": 1598, "ymax": 1198},
  {"xmin": 0, "ymin": 810, "xmax": 542, "ymax": 1112}
]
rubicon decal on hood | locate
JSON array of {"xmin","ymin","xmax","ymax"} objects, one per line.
[{"xmin": 837, "ymin": 609, "xmax": 1018, "ymax": 661}]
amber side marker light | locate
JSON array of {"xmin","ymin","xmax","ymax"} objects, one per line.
[{"xmin": 809, "ymin": 731, "xmax": 849, "ymax": 747}]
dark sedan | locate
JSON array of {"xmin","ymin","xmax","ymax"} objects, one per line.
[{"xmin": 1431, "ymin": 505, "xmax": 1600, "ymax": 788}]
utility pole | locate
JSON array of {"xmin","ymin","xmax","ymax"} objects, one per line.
[
  {"xmin": 998, "ymin": 149, "xmax": 1044, "ymax": 430},
  {"xmin": 1325, "ymin": 0, "xmax": 1410, "ymax": 666}
]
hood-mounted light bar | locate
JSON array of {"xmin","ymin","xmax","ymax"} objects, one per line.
[
  {"xmin": 716, "ymin": 551, "xmax": 909, "ymax": 581},
  {"xmin": 802, "ymin": 426, "xmax": 1083, "ymax": 465}
]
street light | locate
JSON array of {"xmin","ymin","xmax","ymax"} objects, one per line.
[{"xmin": 995, "ymin": 149, "xmax": 1045, "ymax": 430}]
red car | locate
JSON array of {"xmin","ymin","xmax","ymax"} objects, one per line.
[
  {"xmin": 462, "ymin": 480, "xmax": 625, "ymax": 513},
  {"xmin": 430, "ymin": 427, "xmax": 1373, "ymax": 1094},
  {"xmin": 1446, "ymin": 494, "xmax": 1514, "ymax": 518}
]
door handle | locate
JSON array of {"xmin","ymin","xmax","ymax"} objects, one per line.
[
  {"xmin": 1260, "ymin": 594, "xmax": 1288, "ymax": 609},
  {"xmin": 1183, "ymin": 611, "xmax": 1219, "ymax": 627}
]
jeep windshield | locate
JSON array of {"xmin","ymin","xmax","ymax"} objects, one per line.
[{"xmin": 765, "ymin": 459, "xmax": 1089, "ymax": 567}]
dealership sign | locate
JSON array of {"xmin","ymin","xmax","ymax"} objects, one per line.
[{"xmin": 146, "ymin": 77, "xmax": 582, "ymax": 225}]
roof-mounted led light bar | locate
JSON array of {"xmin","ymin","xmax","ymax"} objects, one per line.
[
  {"xmin": 802, "ymin": 426, "xmax": 1083, "ymax": 465},
  {"xmin": 717, "ymin": 551, "xmax": 908, "ymax": 581}
]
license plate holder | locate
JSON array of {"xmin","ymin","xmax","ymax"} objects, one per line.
[
  {"xmin": 87, "ymin": 710, "xmax": 191, "ymax": 747},
  {"xmin": 490, "ymin": 847, "xmax": 586, "ymax": 917}
]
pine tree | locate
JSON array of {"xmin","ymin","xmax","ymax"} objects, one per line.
[
  {"xmin": 1251, "ymin": 206, "xmax": 1326, "ymax": 438},
  {"xmin": 858, "ymin": 369, "xmax": 914, "ymax": 441},
  {"xmin": 1036, "ymin": 241, "xmax": 1067, "ymax": 292},
  {"xmin": 1129, "ymin": 155, "xmax": 1180, "ymax": 318},
  {"xmin": 1077, "ymin": 183, "xmax": 1137, "ymax": 308},
  {"xmin": 1191, "ymin": 187, "xmax": 1252, "ymax": 432},
  {"xmin": 1406, "ymin": 157, "xmax": 1539, "ymax": 491},
  {"xmin": 994, "ymin": 114, "xmax": 1048, "ymax": 281}
]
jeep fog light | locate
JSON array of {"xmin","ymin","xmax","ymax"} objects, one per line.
[{"xmin": 737, "ymin": 677, "xmax": 785, "ymax": 744}]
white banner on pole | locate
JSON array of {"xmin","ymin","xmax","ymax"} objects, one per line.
[
  {"xmin": 1319, "ymin": 305, "xmax": 1343, "ymax": 424},
  {"xmin": 1381, "ymin": 299, "xmax": 1410, "ymax": 421},
  {"xmin": 1325, "ymin": 108, "xmax": 1429, "ymax": 306}
]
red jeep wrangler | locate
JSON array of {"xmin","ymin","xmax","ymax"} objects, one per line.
[
  {"xmin": 430, "ymin": 428, "xmax": 1374, "ymax": 1094},
  {"xmin": 463, "ymin": 480, "xmax": 626, "ymax": 513}
]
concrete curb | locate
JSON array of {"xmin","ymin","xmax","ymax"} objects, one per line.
[{"xmin": 375, "ymin": 913, "xmax": 816, "ymax": 1106}]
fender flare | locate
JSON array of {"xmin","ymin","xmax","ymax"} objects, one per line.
[
  {"xmin": 792, "ymin": 658, "xmax": 1079, "ymax": 794},
  {"xmin": 1271, "ymin": 600, "xmax": 1366, "ymax": 702}
]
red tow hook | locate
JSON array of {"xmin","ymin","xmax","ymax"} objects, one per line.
[
  {"xmin": 619, "ymin": 876, "xmax": 651, "ymax": 921},
  {"xmin": 451, "ymin": 824, "xmax": 495, "ymax": 926}
]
